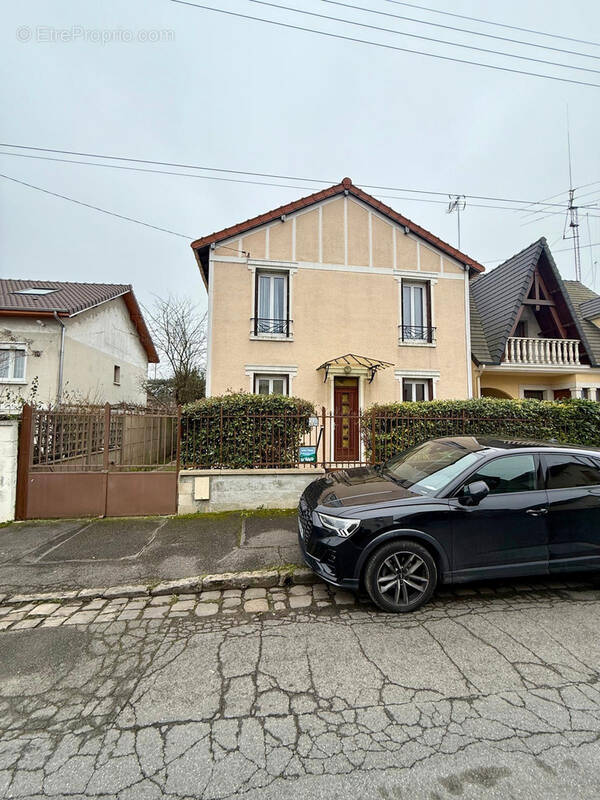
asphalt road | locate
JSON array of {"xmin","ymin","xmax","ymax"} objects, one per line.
[{"xmin": 1, "ymin": 583, "xmax": 600, "ymax": 799}]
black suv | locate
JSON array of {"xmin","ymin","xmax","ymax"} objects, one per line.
[{"xmin": 298, "ymin": 436, "xmax": 600, "ymax": 612}]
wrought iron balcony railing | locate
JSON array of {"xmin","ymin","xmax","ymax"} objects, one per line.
[
  {"xmin": 251, "ymin": 318, "xmax": 292, "ymax": 337},
  {"xmin": 399, "ymin": 325, "xmax": 436, "ymax": 343},
  {"xmin": 505, "ymin": 337, "xmax": 581, "ymax": 366}
]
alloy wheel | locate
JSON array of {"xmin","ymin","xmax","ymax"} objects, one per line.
[{"xmin": 376, "ymin": 551, "xmax": 430, "ymax": 607}]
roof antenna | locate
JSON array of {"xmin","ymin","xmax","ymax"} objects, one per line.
[
  {"xmin": 447, "ymin": 195, "xmax": 466, "ymax": 250},
  {"xmin": 564, "ymin": 106, "xmax": 582, "ymax": 282}
]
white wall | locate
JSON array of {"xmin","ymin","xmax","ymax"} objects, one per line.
[{"xmin": 0, "ymin": 418, "xmax": 18, "ymax": 522}]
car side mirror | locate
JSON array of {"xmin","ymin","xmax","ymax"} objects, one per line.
[{"xmin": 459, "ymin": 480, "xmax": 490, "ymax": 507}]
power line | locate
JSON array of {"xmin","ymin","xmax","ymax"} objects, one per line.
[
  {"xmin": 0, "ymin": 173, "xmax": 193, "ymax": 239},
  {"xmin": 246, "ymin": 0, "xmax": 600, "ymax": 75},
  {"xmin": 167, "ymin": 0, "xmax": 600, "ymax": 88},
  {"xmin": 484, "ymin": 241, "xmax": 600, "ymax": 264},
  {"xmin": 3, "ymin": 142, "xmax": 593, "ymax": 210},
  {"xmin": 323, "ymin": 0, "xmax": 600, "ymax": 61},
  {"xmin": 384, "ymin": 0, "xmax": 600, "ymax": 49}
]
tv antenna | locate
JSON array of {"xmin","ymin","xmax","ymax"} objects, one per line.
[
  {"xmin": 447, "ymin": 194, "xmax": 466, "ymax": 250},
  {"xmin": 563, "ymin": 109, "xmax": 582, "ymax": 282}
]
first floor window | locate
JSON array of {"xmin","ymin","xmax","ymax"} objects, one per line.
[
  {"xmin": 0, "ymin": 347, "xmax": 26, "ymax": 381},
  {"xmin": 401, "ymin": 280, "xmax": 430, "ymax": 341},
  {"xmin": 256, "ymin": 271, "xmax": 288, "ymax": 335},
  {"xmin": 402, "ymin": 378, "xmax": 431, "ymax": 402},
  {"xmin": 254, "ymin": 374, "xmax": 289, "ymax": 395},
  {"xmin": 113, "ymin": 365, "xmax": 121, "ymax": 385}
]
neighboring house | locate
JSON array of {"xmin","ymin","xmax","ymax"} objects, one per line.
[
  {"xmin": 0, "ymin": 280, "xmax": 158, "ymax": 407},
  {"xmin": 470, "ymin": 238, "xmax": 600, "ymax": 400},
  {"xmin": 191, "ymin": 177, "xmax": 484, "ymax": 439}
]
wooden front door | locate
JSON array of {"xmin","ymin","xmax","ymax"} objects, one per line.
[
  {"xmin": 553, "ymin": 389, "xmax": 571, "ymax": 400},
  {"xmin": 334, "ymin": 377, "xmax": 360, "ymax": 462}
]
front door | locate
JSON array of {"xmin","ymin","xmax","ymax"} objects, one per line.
[{"xmin": 334, "ymin": 377, "xmax": 359, "ymax": 462}]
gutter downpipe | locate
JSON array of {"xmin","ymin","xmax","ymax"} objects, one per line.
[{"xmin": 53, "ymin": 312, "xmax": 65, "ymax": 406}]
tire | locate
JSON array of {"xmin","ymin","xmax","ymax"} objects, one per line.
[{"xmin": 364, "ymin": 539, "xmax": 437, "ymax": 613}]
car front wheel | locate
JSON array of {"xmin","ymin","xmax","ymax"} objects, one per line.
[{"xmin": 364, "ymin": 539, "xmax": 437, "ymax": 613}]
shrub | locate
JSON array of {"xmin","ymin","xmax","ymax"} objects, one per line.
[
  {"xmin": 361, "ymin": 397, "xmax": 600, "ymax": 462},
  {"xmin": 181, "ymin": 393, "xmax": 315, "ymax": 469}
]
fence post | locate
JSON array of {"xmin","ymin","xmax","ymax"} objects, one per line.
[
  {"xmin": 321, "ymin": 405, "xmax": 326, "ymax": 468},
  {"xmin": 462, "ymin": 408, "xmax": 467, "ymax": 434},
  {"xmin": 15, "ymin": 403, "xmax": 33, "ymax": 520},
  {"xmin": 370, "ymin": 409, "xmax": 376, "ymax": 465},
  {"xmin": 176, "ymin": 405, "xmax": 182, "ymax": 474},
  {"xmin": 103, "ymin": 403, "xmax": 111, "ymax": 472}
]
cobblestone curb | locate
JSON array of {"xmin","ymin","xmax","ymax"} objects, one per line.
[{"xmin": 0, "ymin": 566, "xmax": 320, "ymax": 607}]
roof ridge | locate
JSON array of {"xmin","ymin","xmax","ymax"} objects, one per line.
[{"xmin": 478, "ymin": 237, "xmax": 546, "ymax": 281}]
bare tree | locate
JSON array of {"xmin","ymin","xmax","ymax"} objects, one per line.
[{"xmin": 144, "ymin": 295, "xmax": 207, "ymax": 405}]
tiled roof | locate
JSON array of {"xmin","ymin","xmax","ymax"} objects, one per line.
[
  {"xmin": 470, "ymin": 239, "xmax": 545, "ymax": 364},
  {"xmin": 580, "ymin": 295, "xmax": 600, "ymax": 320},
  {"xmin": 0, "ymin": 279, "xmax": 158, "ymax": 362},
  {"xmin": 191, "ymin": 177, "xmax": 485, "ymax": 273},
  {"xmin": 0, "ymin": 280, "xmax": 131, "ymax": 315},
  {"xmin": 563, "ymin": 281, "xmax": 600, "ymax": 366},
  {"xmin": 469, "ymin": 285, "xmax": 492, "ymax": 364}
]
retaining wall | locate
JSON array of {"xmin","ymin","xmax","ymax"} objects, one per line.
[{"xmin": 178, "ymin": 468, "xmax": 325, "ymax": 514}]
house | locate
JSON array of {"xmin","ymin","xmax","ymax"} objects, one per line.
[
  {"xmin": 190, "ymin": 177, "xmax": 484, "ymax": 460},
  {"xmin": 0, "ymin": 280, "xmax": 158, "ymax": 407},
  {"xmin": 470, "ymin": 238, "xmax": 600, "ymax": 400}
]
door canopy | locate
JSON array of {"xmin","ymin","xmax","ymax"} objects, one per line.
[{"xmin": 317, "ymin": 353, "xmax": 393, "ymax": 383}]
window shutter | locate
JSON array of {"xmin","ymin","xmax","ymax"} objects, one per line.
[{"xmin": 426, "ymin": 282, "xmax": 432, "ymax": 341}]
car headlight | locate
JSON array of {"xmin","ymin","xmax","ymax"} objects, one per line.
[{"xmin": 317, "ymin": 512, "xmax": 360, "ymax": 538}]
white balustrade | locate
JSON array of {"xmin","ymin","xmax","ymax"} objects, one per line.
[{"xmin": 505, "ymin": 337, "xmax": 581, "ymax": 366}]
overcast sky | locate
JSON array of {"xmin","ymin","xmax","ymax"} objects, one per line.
[{"xmin": 2, "ymin": 0, "xmax": 599, "ymax": 314}]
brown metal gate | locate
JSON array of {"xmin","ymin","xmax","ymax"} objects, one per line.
[{"xmin": 15, "ymin": 404, "xmax": 180, "ymax": 519}]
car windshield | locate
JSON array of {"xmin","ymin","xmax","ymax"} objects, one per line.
[{"xmin": 383, "ymin": 440, "xmax": 483, "ymax": 495}]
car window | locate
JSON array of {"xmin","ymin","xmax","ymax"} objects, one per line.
[
  {"xmin": 462, "ymin": 454, "xmax": 536, "ymax": 495},
  {"xmin": 545, "ymin": 454, "xmax": 600, "ymax": 490},
  {"xmin": 383, "ymin": 440, "xmax": 484, "ymax": 496}
]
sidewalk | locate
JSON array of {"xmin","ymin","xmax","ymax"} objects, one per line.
[{"xmin": 0, "ymin": 511, "xmax": 303, "ymax": 597}]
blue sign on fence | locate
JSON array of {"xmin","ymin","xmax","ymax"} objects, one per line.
[{"xmin": 299, "ymin": 445, "xmax": 317, "ymax": 464}]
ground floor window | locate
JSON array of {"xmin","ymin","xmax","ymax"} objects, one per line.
[
  {"xmin": 0, "ymin": 346, "xmax": 26, "ymax": 381},
  {"xmin": 253, "ymin": 374, "xmax": 289, "ymax": 395},
  {"xmin": 581, "ymin": 388, "xmax": 600, "ymax": 401},
  {"xmin": 523, "ymin": 389, "xmax": 545, "ymax": 401},
  {"xmin": 402, "ymin": 378, "xmax": 431, "ymax": 402}
]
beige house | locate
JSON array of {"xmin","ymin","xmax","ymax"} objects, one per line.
[
  {"xmin": 191, "ymin": 178, "xmax": 484, "ymax": 458},
  {"xmin": 470, "ymin": 238, "xmax": 600, "ymax": 400},
  {"xmin": 0, "ymin": 280, "xmax": 158, "ymax": 408}
]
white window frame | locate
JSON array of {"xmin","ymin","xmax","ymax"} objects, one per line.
[
  {"xmin": 402, "ymin": 378, "xmax": 430, "ymax": 402},
  {"xmin": 253, "ymin": 374, "xmax": 289, "ymax": 396},
  {"xmin": 113, "ymin": 365, "xmax": 121, "ymax": 386},
  {"xmin": 253, "ymin": 268, "xmax": 290, "ymax": 340},
  {"xmin": 397, "ymin": 278, "xmax": 436, "ymax": 347},
  {"xmin": 0, "ymin": 344, "xmax": 27, "ymax": 384},
  {"xmin": 395, "ymin": 369, "xmax": 439, "ymax": 401},
  {"xmin": 245, "ymin": 364, "xmax": 297, "ymax": 395}
]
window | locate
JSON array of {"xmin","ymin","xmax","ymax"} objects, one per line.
[
  {"xmin": 545, "ymin": 454, "xmax": 600, "ymax": 490},
  {"xmin": 464, "ymin": 454, "xmax": 536, "ymax": 495},
  {"xmin": 12, "ymin": 287, "xmax": 57, "ymax": 296},
  {"xmin": 403, "ymin": 378, "xmax": 431, "ymax": 402},
  {"xmin": 401, "ymin": 281, "xmax": 431, "ymax": 341},
  {"xmin": 253, "ymin": 374, "xmax": 288, "ymax": 395},
  {"xmin": 597, "ymin": 389, "xmax": 600, "ymax": 403},
  {"xmin": 524, "ymin": 389, "xmax": 545, "ymax": 401},
  {"xmin": 255, "ymin": 271, "xmax": 289, "ymax": 335},
  {"xmin": 113, "ymin": 365, "xmax": 121, "ymax": 386},
  {"xmin": 581, "ymin": 388, "xmax": 590, "ymax": 400},
  {"xmin": 0, "ymin": 347, "xmax": 26, "ymax": 382}
]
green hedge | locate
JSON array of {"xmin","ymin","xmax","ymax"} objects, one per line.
[
  {"xmin": 361, "ymin": 398, "xmax": 600, "ymax": 462},
  {"xmin": 181, "ymin": 393, "xmax": 315, "ymax": 469}
]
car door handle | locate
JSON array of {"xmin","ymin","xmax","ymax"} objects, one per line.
[{"xmin": 526, "ymin": 508, "xmax": 548, "ymax": 516}]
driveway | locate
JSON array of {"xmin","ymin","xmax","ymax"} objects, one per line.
[
  {"xmin": 1, "ymin": 579, "xmax": 599, "ymax": 799},
  {"xmin": 0, "ymin": 513, "xmax": 302, "ymax": 595}
]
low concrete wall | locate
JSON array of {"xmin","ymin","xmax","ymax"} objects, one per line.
[
  {"xmin": 178, "ymin": 468, "xmax": 326, "ymax": 514},
  {"xmin": 0, "ymin": 418, "xmax": 19, "ymax": 523}
]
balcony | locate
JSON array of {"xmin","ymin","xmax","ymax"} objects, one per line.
[
  {"xmin": 251, "ymin": 317, "xmax": 292, "ymax": 338},
  {"xmin": 504, "ymin": 337, "xmax": 581, "ymax": 367},
  {"xmin": 399, "ymin": 325, "xmax": 436, "ymax": 344}
]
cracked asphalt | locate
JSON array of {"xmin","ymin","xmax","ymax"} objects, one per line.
[{"xmin": 1, "ymin": 580, "xmax": 600, "ymax": 799}]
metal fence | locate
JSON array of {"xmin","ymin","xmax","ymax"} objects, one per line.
[{"xmin": 179, "ymin": 407, "xmax": 581, "ymax": 470}]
